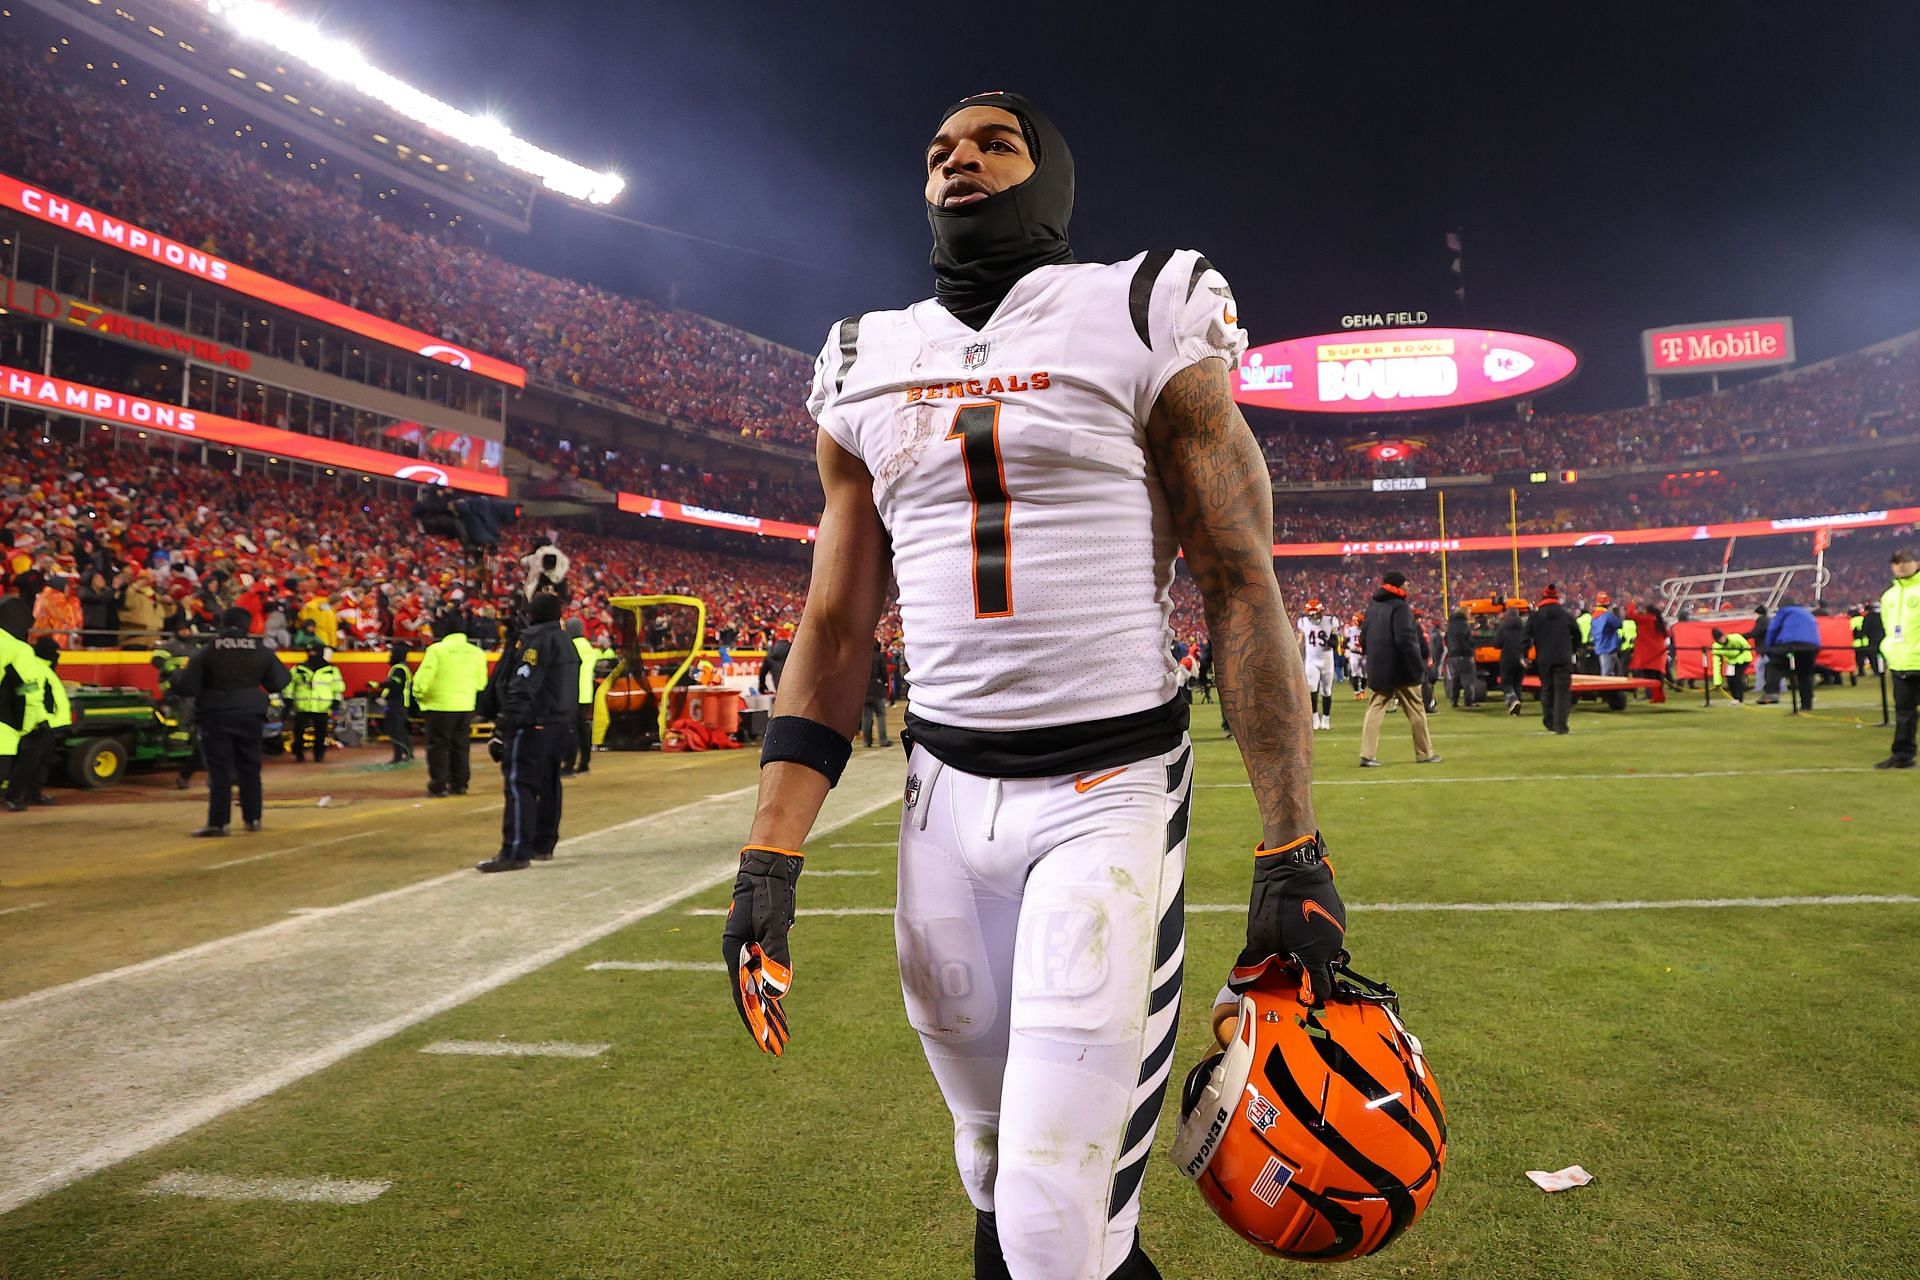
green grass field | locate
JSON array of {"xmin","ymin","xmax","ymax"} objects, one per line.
[{"xmin": 3, "ymin": 685, "xmax": 1916, "ymax": 1279}]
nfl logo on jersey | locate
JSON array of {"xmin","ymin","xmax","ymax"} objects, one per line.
[{"xmin": 962, "ymin": 341, "xmax": 990, "ymax": 370}]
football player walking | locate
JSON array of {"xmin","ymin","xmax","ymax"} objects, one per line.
[{"xmin": 722, "ymin": 92, "xmax": 1345, "ymax": 1280}]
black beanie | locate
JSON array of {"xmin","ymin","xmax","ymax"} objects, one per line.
[
  {"xmin": 220, "ymin": 605, "xmax": 253, "ymax": 631},
  {"xmin": 529, "ymin": 594, "xmax": 563, "ymax": 624},
  {"xmin": 1383, "ymin": 571, "xmax": 1408, "ymax": 589},
  {"xmin": 927, "ymin": 91, "xmax": 1074, "ymax": 330}
]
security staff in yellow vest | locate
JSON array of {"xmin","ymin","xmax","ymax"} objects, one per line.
[
  {"xmin": 1876, "ymin": 548, "xmax": 1920, "ymax": 770},
  {"xmin": 1710, "ymin": 628, "xmax": 1752, "ymax": 705},
  {"xmin": 3, "ymin": 632, "xmax": 63, "ymax": 811},
  {"xmin": 379, "ymin": 640, "xmax": 415, "ymax": 765},
  {"xmin": 288, "ymin": 644, "xmax": 346, "ymax": 763},
  {"xmin": 0, "ymin": 598, "xmax": 35, "ymax": 800},
  {"xmin": 414, "ymin": 613, "xmax": 490, "ymax": 797},
  {"xmin": 564, "ymin": 617, "xmax": 597, "ymax": 776}
]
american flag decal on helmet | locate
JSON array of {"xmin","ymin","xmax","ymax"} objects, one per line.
[{"xmin": 1250, "ymin": 1156, "xmax": 1294, "ymax": 1208}]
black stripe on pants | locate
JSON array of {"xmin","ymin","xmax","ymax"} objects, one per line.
[{"xmin": 499, "ymin": 722, "xmax": 566, "ymax": 859}]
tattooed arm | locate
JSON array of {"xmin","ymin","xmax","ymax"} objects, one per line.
[{"xmin": 1146, "ymin": 357, "xmax": 1316, "ymax": 846}]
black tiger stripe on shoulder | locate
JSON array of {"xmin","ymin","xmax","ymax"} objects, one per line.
[
  {"xmin": 1185, "ymin": 255, "xmax": 1215, "ymax": 301},
  {"xmin": 833, "ymin": 314, "xmax": 862, "ymax": 394},
  {"xmin": 1128, "ymin": 249, "xmax": 1175, "ymax": 349}
]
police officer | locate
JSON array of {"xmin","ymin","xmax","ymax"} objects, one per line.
[
  {"xmin": 288, "ymin": 644, "xmax": 345, "ymax": 763},
  {"xmin": 174, "ymin": 606, "xmax": 290, "ymax": 836},
  {"xmin": 477, "ymin": 593, "xmax": 578, "ymax": 872},
  {"xmin": 564, "ymin": 617, "xmax": 596, "ymax": 776}
]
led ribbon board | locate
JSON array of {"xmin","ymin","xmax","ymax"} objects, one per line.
[
  {"xmin": 616, "ymin": 490, "xmax": 818, "ymax": 542},
  {"xmin": 0, "ymin": 173, "xmax": 525, "ymax": 387},
  {"xmin": 1269, "ymin": 506, "xmax": 1920, "ymax": 557},
  {"xmin": 1234, "ymin": 327, "xmax": 1578, "ymax": 414},
  {"xmin": 0, "ymin": 366, "xmax": 509, "ymax": 495}
]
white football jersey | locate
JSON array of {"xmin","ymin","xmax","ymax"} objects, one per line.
[
  {"xmin": 1297, "ymin": 613, "xmax": 1340, "ymax": 664},
  {"xmin": 1344, "ymin": 623, "xmax": 1363, "ymax": 654},
  {"xmin": 808, "ymin": 250, "xmax": 1246, "ymax": 732}
]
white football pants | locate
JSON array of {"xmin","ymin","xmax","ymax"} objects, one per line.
[
  {"xmin": 894, "ymin": 737, "xmax": 1192, "ymax": 1280},
  {"xmin": 1305, "ymin": 654, "xmax": 1337, "ymax": 698}
]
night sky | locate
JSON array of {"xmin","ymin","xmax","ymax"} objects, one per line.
[{"xmin": 311, "ymin": 1, "xmax": 1920, "ymax": 413}]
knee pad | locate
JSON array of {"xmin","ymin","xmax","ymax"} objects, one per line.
[
  {"xmin": 993, "ymin": 1160, "xmax": 1134, "ymax": 1280},
  {"xmin": 954, "ymin": 1118, "xmax": 999, "ymax": 1209}
]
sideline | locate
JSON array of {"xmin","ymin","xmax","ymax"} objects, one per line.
[{"xmin": 0, "ymin": 755, "xmax": 903, "ymax": 1216}]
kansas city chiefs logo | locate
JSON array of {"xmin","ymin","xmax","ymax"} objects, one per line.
[{"xmin": 1484, "ymin": 348, "xmax": 1535, "ymax": 383}]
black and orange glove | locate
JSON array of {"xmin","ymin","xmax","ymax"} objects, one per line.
[
  {"xmin": 1229, "ymin": 832, "xmax": 1348, "ymax": 1007},
  {"xmin": 721, "ymin": 845, "xmax": 803, "ymax": 1055}
]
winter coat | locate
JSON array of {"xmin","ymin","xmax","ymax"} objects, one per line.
[
  {"xmin": 1362, "ymin": 588, "xmax": 1425, "ymax": 692},
  {"xmin": 1527, "ymin": 603, "xmax": 1581, "ymax": 668}
]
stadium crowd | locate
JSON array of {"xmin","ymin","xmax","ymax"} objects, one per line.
[
  {"xmin": 0, "ymin": 425, "xmax": 810, "ymax": 650},
  {"xmin": 1260, "ymin": 338, "xmax": 1920, "ymax": 482},
  {"xmin": 0, "ymin": 44, "xmax": 818, "ymax": 446},
  {"xmin": 6, "ymin": 420, "xmax": 1901, "ymax": 694},
  {"xmin": 7, "ymin": 41, "xmax": 1919, "ymax": 491},
  {"xmin": 511, "ymin": 422, "xmax": 822, "ymax": 520}
]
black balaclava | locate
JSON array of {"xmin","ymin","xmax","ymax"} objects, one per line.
[{"xmin": 927, "ymin": 91, "xmax": 1074, "ymax": 330}]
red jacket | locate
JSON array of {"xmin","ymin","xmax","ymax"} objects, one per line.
[{"xmin": 1629, "ymin": 611, "xmax": 1667, "ymax": 670}]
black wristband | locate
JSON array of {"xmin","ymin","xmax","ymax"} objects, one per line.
[{"xmin": 760, "ymin": 715, "xmax": 853, "ymax": 787}]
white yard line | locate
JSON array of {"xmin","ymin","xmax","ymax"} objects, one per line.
[
  {"xmin": 0, "ymin": 902, "xmax": 48, "ymax": 919},
  {"xmin": 806, "ymin": 869, "xmax": 882, "ymax": 877},
  {"xmin": 1197, "ymin": 766, "xmax": 1877, "ymax": 789},
  {"xmin": 584, "ymin": 961, "xmax": 726, "ymax": 973},
  {"xmin": 144, "ymin": 1170, "xmax": 390, "ymax": 1204},
  {"xmin": 0, "ymin": 754, "xmax": 905, "ymax": 1217},
  {"xmin": 829, "ymin": 842, "xmax": 898, "ymax": 848},
  {"xmin": 202, "ymin": 832, "xmax": 364, "ymax": 872},
  {"xmin": 690, "ymin": 893, "xmax": 1920, "ymax": 919},
  {"xmin": 420, "ymin": 1040, "xmax": 609, "ymax": 1059}
]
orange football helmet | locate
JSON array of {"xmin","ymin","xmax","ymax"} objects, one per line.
[
  {"xmin": 1170, "ymin": 966, "xmax": 1446, "ymax": 1263},
  {"xmin": 1306, "ymin": 598, "xmax": 1324, "ymax": 614}
]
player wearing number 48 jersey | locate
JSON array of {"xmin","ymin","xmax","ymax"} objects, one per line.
[
  {"xmin": 722, "ymin": 92, "xmax": 1355, "ymax": 1280},
  {"xmin": 1297, "ymin": 600, "xmax": 1341, "ymax": 730}
]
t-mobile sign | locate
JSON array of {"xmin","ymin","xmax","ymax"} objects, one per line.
[{"xmin": 1642, "ymin": 318, "xmax": 1794, "ymax": 376}]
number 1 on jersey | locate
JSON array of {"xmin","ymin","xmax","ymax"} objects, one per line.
[{"xmin": 947, "ymin": 402, "xmax": 1012, "ymax": 618}]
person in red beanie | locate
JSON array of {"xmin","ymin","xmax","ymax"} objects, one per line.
[{"xmin": 1526, "ymin": 584, "xmax": 1582, "ymax": 733}]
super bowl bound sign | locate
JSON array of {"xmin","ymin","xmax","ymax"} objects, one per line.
[{"xmin": 1642, "ymin": 318, "xmax": 1795, "ymax": 376}]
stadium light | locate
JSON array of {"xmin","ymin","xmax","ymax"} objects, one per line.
[{"xmin": 195, "ymin": 1, "xmax": 624, "ymax": 205}]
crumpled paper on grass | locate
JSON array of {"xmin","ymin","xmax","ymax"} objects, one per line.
[{"xmin": 1525, "ymin": 1165, "xmax": 1594, "ymax": 1192}]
